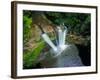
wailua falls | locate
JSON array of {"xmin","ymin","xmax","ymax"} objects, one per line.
[{"xmin": 37, "ymin": 24, "xmax": 84, "ymax": 68}]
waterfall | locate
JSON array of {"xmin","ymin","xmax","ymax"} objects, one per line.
[
  {"xmin": 57, "ymin": 26, "xmax": 63, "ymax": 47},
  {"xmin": 57, "ymin": 25, "xmax": 67, "ymax": 50},
  {"xmin": 38, "ymin": 24, "xmax": 68, "ymax": 56},
  {"xmin": 61, "ymin": 25, "xmax": 68, "ymax": 50},
  {"xmin": 42, "ymin": 33, "xmax": 57, "ymax": 53}
]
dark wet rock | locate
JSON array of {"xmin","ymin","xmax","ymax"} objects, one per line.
[{"xmin": 37, "ymin": 44, "xmax": 84, "ymax": 68}]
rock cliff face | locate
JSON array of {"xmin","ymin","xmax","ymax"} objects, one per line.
[
  {"xmin": 37, "ymin": 44, "xmax": 84, "ymax": 68},
  {"xmin": 24, "ymin": 12, "xmax": 55, "ymax": 51},
  {"xmin": 32, "ymin": 12, "xmax": 55, "ymax": 33}
]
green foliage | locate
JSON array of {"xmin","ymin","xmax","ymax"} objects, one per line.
[
  {"xmin": 23, "ymin": 11, "xmax": 32, "ymax": 44},
  {"xmin": 23, "ymin": 42, "xmax": 45, "ymax": 69},
  {"xmin": 45, "ymin": 12, "xmax": 90, "ymax": 36}
]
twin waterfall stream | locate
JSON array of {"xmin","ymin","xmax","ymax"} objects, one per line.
[{"xmin": 41, "ymin": 24, "xmax": 68, "ymax": 57}]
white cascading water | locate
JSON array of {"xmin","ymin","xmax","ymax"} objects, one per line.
[
  {"xmin": 57, "ymin": 26, "xmax": 63, "ymax": 48},
  {"xmin": 61, "ymin": 25, "xmax": 68, "ymax": 50},
  {"xmin": 57, "ymin": 25, "xmax": 67, "ymax": 50},
  {"xmin": 62, "ymin": 29, "xmax": 67, "ymax": 45},
  {"xmin": 42, "ymin": 33, "xmax": 57, "ymax": 54},
  {"xmin": 41, "ymin": 24, "xmax": 68, "ymax": 57}
]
